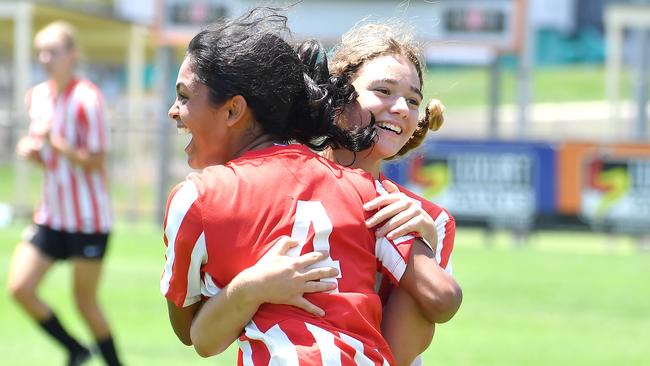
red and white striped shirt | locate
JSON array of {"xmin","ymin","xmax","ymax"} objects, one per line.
[
  {"xmin": 27, "ymin": 79, "xmax": 112, "ymax": 234},
  {"xmin": 161, "ymin": 144, "xmax": 419, "ymax": 365},
  {"xmin": 375, "ymin": 175, "xmax": 455, "ymax": 305}
]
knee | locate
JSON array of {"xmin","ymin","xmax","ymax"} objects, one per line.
[
  {"xmin": 73, "ymin": 290, "xmax": 98, "ymax": 316},
  {"xmin": 7, "ymin": 280, "xmax": 34, "ymax": 304}
]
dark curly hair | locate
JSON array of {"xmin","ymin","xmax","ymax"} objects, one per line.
[{"xmin": 185, "ymin": 7, "xmax": 376, "ymax": 152}]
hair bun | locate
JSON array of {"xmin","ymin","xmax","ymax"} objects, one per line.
[{"xmin": 424, "ymin": 99, "xmax": 445, "ymax": 131}]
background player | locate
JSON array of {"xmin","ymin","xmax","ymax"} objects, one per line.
[{"xmin": 7, "ymin": 21, "xmax": 122, "ymax": 366}]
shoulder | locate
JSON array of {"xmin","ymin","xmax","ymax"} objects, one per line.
[
  {"xmin": 389, "ymin": 178, "xmax": 453, "ymax": 220},
  {"xmin": 26, "ymin": 81, "xmax": 51, "ymax": 105},
  {"xmin": 72, "ymin": 80, "xmax": 104, "ymax": 104}
]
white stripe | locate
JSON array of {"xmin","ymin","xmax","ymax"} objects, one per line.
[
  {"xmin": 75, "ymin": 167, "xmax": 93, "ymax": 233},
  {"xmin": 183, "ymin": 232, "xmax": 207, "ymax": 307},
  {"xmin": 433, "ymin": 210, "xmax": 449, "ymax": 264},
  {"xmin": 202, "ymin": 272, "xmax": 222, "ymax": 297},
  {"xmin": 242, "ymin": 321, "xmax": 299, "ymax": 366},
  {"xmin": 339, "ymin": 332, "xmax": 376, "ymax": 366},
  {"xmin": 160, "ymin": 181, "xmax": 199, "ymax": 296},
  {"xmin": 305, "ymin": 323, "xmax": 341, "ymax": 366},
  {"xmin": 57, "ymin": 159, "xmax": 76, "ymax": 231},
  {"xmin": 239, "ymin": 339, "xmax": 254, "ymax": 366},
  {"xmin": 93, "ymin": 173, "xmax": 112, "ymax": 232},
  {"xmin": 375, "ymin": 237, "xmax": 407, "ymax": 281}
]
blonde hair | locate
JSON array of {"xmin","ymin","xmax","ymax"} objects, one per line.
[
  {"xmin": 35, "ymin": 21, "xmax": 78, "ymax": 50},
  {"xmin": 330, "ymin": 22, "xmax": 446, "ymax": 158}
]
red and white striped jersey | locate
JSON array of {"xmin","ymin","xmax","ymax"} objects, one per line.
[
  {"xmin": 384, "ymin": 176, "xmax": 455, "ymax": 273},
  {"xmin": 161, "ymin": 144, "xmax": 419, "ymax": 365},
  {"xmin": 376, "ymin": 175, "xmax": 456, "ymax": 305},
  {"xmin": 27, "ymin": 79, "xmax": 112, "ymax": 234}
]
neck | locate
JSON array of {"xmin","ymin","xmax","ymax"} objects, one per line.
[
  {"xmin": 52, "ymin": 73, "xmax": 74, "ymax": 94},
  {"xmin": 328, "ymin": 147, "xmax": 381, "ymax": 179},
  {"xmin": 233, "ymin": 133, "xmax": 276, "ymax": 158}
]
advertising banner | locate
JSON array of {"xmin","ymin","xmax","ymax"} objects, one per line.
[
  {"xmin": 579, "ymin": 150, "xmax": 650, "ymax": 233},
  {"xmin": 402, "ymin": 140, "xmax": 556, "ymax": 229}
]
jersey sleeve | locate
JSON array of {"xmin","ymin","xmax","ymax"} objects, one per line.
[
  {"xmin": 375, "ymin": 234, "xmax": 418, "ymax": 285},
  {"xmin": 432, "ymin": 208, "xmax": 455, "ymax": 274},
  {"xmin": 160, "ymin": 179, "xmax": 208, "ymax": 308}
]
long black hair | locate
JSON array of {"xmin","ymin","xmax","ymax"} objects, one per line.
[{"xmin": 186, "ymin": 7, "xmax": 376, "ymax": 152}]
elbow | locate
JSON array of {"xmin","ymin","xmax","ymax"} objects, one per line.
[
  {"xmin": 421, "ymin": 281, "xmax": 463, "ymax": 324},
  {"xmin": 190, "ymin": 331, "xmax": 228, "ymax": 358}
]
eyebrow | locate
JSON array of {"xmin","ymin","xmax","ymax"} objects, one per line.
[{"xmin": 374, "ymin": 78, "xmax": 423, "ymax": 99}]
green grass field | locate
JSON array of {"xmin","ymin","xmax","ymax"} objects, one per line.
[{"xmin": 1, "ymin": 220, "xmax": 648, "ymax": 366}]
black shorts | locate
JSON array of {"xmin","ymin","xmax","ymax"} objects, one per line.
[{"xmin": 23, "ymin": 224, "xmax": 110, "ymax": 261}]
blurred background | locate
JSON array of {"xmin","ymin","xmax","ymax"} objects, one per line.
[{"xmin": 0, "ymin": 1, "xmax": 649, "ymax": 365}]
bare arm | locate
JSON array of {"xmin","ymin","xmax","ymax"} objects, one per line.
[
  {"xmin": 382, "ymin": 287, "xmax": 435, "ymax": 366},
  {"xmin": 49, "ymin": 134, "xmax": 105, "ymax": 170},
  {"xmin": 399, "ymin": 239, "xmax": 462, "ymax": 324},
  {"xmin": 190, "ymin": 237, "xmax": 338, "ymax": 357},
  {"xmin": 167, "ymin": 300, "xmax": 202, "ymax": 345}
]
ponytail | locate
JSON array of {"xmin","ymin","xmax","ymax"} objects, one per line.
[{"xmin": 386, "ymin": 99, "xmax": 445, "ymax": 160}]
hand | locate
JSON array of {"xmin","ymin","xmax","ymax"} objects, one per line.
[
  {"xmin": 235, "ymin": 236, "xmax": 338, "ymax": 316},
  {"xmin": 363, "ymin": 180, "xmax": 437, "ymax": 249},
  {"xmin": 15, "ymin": 136, "xmax": 42, "ymax": 160}
]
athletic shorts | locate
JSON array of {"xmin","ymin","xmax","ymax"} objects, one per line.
[{"xmin": 23, "ymin": 224, "xmax": 110, "ymax": 261}]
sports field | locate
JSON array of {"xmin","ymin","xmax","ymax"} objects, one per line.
[{"xmin": 1, "ymin": 220, "xmax": 648, "ymax": 365}]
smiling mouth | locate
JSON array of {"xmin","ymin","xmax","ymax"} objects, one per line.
[{"xmin": 376, "ymin": 122, "xmax": 402, "ymax": 135}]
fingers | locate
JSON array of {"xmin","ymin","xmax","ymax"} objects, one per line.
[
  {"xmin": 270, "ymin": 236, "xmax": 300, "ymax": 255},
  {"xmin": 302, "ymin": 265, "xmax": 339, "ymax": 282},
  {"xmin": 381, "ymin": 179, "xmax": 400, "ymax": 194},
  {"xmin": 383, "ymin": 216, "xmax": 421, "ymax": 240},
  {"xmin": 375, "ymin": 208, "xmax": 416, "ymax": 238},
  {"xmin": 366, "ymin": 199, "xmax": 414, "ymax": 229},
  {"xmin": 293, "ymin": 297, "xmax": 326, "ymax": 317},
  {"xmin": 363, "ymin": 193, "xmax": 401, "ymax": 212}
]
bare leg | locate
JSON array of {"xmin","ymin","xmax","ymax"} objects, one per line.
[
  {"xmin": 382, "ymin": 287, "xmax": 435, "ymax": 366},
  {"xmin": 7, "ymin": 241, "xmax": 54, "ymax": 319},
  {"xmin": 71, "ymin": 258, "xmax": 111, "ymax": 339}
]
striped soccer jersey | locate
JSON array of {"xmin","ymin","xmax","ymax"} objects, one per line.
[
  {"xmin": 161, "ymin": 144, "xmax": 420, "ymax": 365},
  {"xmin": 26, "ymin": 79, "xmax": 111, "ymax": 234},
  {"xmin": 375, "ymin": 175, "xmax": 455, "ymax": 305}
]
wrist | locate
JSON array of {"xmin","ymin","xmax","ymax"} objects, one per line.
[{"xmin": 227, "ymin": 268, "xmax": 264, "ymax": 309}]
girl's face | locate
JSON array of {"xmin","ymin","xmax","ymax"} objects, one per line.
[
  {"xmin": 35, "ymin": 32, "xmax": 76, "ymax": 82},
  {"xmin": 344, "ymin": 54, "xmax": 422, "ymax": 160},
  {"xmin": 168, "ymin": 56, "xmax": 231, "ymax": 169}
]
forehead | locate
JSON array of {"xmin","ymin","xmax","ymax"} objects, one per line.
[
  {"xmin": 34, "ymin": 31, "xmax": 68, "ymax": 50},
  {"xmin": 353, "ymin": 55, "xmax": 420, "ymax": 88}
]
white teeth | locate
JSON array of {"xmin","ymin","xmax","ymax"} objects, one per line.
[
  {"xmin": 377, "ymin": 122, "xmax": 402, "ymax": 134},
  {"xmin": 177, "ymin": 127, "xmax": 190, "ymax": 135}
]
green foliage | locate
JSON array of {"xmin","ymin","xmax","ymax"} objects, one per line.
[{"xmin": 1, "ymin": 222, "xmax": 648, "ymax": 365}]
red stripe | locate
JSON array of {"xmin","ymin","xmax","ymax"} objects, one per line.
[
  {"xmin": 69, "ymin": 169, "xmax": 82, "ymax": 231},
  {"xmin": 334, "ymin": 336, "xmax": 357, "ymax": 366},
  {"xmin": 247, "ymin": 338, "xmax": 271, "ymax": 365},
  {"xmin": 76, "ymin": 103, "xmax": 88, "ymax": 149}
]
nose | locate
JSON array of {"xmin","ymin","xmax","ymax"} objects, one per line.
[
  {"xmin": 38, "ymin": 51, "xmax": 52, "ymax": 64},
  {"xmin": 168, "ymin": 101, "xmax": 178, "ymax": 120},
  {"xmin": 391, "ymin": 96, "xmax": 409, "ymax": 119}
]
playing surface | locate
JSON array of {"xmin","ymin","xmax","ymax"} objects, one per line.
[{"xmin": 1, "ymin": 221, "xmax": 648, "ymax": 365}]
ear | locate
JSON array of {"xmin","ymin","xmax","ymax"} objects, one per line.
[{"xmin": 225, "ymin": 95, "xmax": 249, "ymax": 127}]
